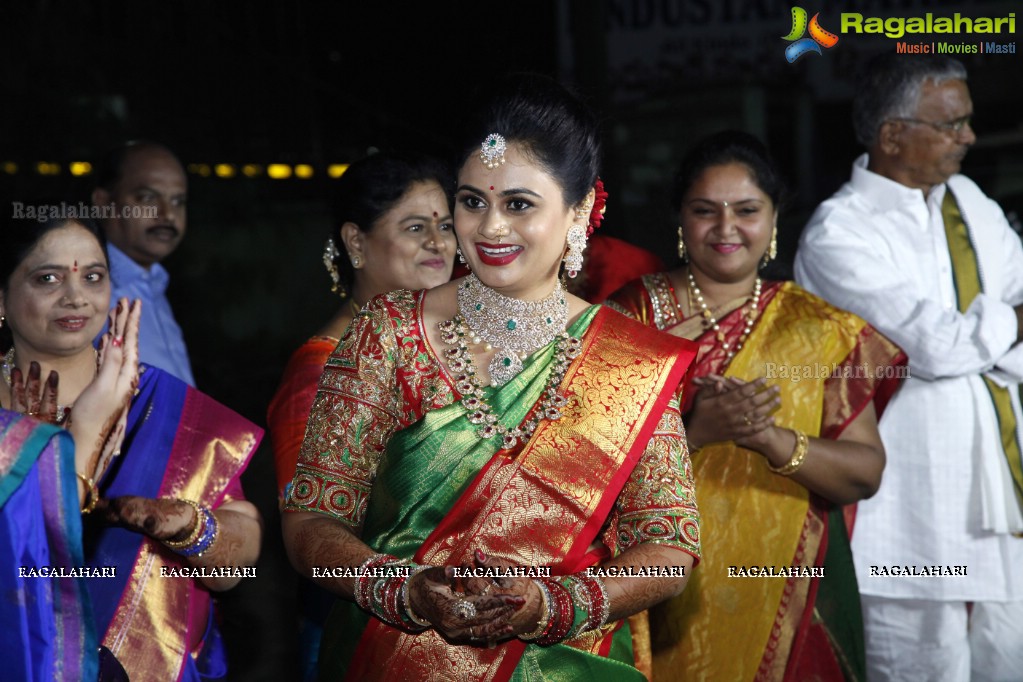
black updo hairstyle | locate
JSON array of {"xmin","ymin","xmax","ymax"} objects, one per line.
[
  {"xmin": 670, "ymin": 130, "xmax": 786, "ymax": 212},
  {"xmin": 1, "ymin": 203, "xmax": 107, "ymax": 350},
  {"xmin": 328, "ymin": 152, "xmax": 454, "ymax": 296},
  {"xmin": 456, "ymin": 73, "xmax": 601, "ymax": 209}
]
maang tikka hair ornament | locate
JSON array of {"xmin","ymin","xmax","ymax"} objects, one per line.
[
  {"xmin": 322, "ymin": 237, "xmax": 346, "ymax": 299},
  {"xmin": 480, "ymin": 133, "xmax": 507, "ymax": 170}
]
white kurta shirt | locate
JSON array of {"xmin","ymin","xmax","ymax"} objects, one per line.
[{"xmin": 795, "ymin": 154, "xmax": 1023, "ymax": 601}]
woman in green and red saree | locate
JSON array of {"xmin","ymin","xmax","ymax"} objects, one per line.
[
  {"xmin": 0, "ymin": 212, "xmax": 262, "ymax": 682},
  {"xmin": 607, "ymin": 131, "xmax": 907, "ymax": 681},
  {"xmin": 282, "ymin": 75, "xmax": 701, "ymax": 681}
]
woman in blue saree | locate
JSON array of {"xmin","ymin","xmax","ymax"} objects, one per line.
[
  {"xmin": 0, "ymin": 211, "xmax": 262, "ymax": 681},
  {"xmin": 0, "ymin": 408, "xmax": 97, "ymax": 682}
]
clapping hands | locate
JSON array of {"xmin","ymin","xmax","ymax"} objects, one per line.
[
  {"xmin": 686, "ymin": 374, "xmax": 781, "ymax": 452},
  {"xmin": 68, "ymin": 297, "xmax": 141, "ymax": 484}
]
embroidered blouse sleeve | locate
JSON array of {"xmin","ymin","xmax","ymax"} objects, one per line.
[
  {"xmin": 283, "ymin": 298, "xmax": 404, "ymax": 531},
  {"xmin": 608, "ymin": 393, "xmax": 701, "ymax": 561}
]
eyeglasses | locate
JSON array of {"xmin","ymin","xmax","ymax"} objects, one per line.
[{"xmin": 890, "ymin": 116, "xmax": 972, "ymax": 135}]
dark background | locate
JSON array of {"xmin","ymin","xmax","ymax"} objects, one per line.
[{"xmin": 2, "ymin": 1, "xmax": 1020, "ymax": 679}]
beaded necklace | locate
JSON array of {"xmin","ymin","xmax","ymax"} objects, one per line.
[{"xmin": 686, "ymin": 270, "xmax": 762, "ymax": 363}]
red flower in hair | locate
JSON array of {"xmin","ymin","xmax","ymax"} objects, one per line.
[{"xmin": 588, "ymin": 178, "xmax": 608, "ymax": 236}]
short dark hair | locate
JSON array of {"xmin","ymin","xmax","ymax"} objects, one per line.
[
  {"xmin": 328, "ymin": 152, "xmax": 453, "ymax": 291},
  {"xmin": 455, "ymin": 73, "xmax": 601, "ymax": 208},
  {"xmin": 94, "ymin": 140, "xmax": 182, "ymax": 191},
  {"xmin": 671, "ymin": 130, "xmax": 786, "ymax": 210},
  {"xmin": 853, "ymin": 53, "xmax": 968, "ymax": 147}
]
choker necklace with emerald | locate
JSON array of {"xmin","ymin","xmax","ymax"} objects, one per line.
[
  {"xmin": 455, "ymin": 274, "xmax": 569, "ymax": 387},
  {"xmin": 439, "ymin": 274, "xmax": 581, "ymax": 450}
]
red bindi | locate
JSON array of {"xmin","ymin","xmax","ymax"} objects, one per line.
[
  {"xmin": 433, "ymin": 211, "xmax": 438, "ymax": 217},
  {"xmin": 72, "ymin": 260, "xmax": 78, "ymax": 272},
  {"xmin": 489, "ymin": 186, "xmax": 494, "ymax": 191}
]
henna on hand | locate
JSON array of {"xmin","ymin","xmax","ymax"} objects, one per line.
[
  {"xmin": 101, "ymin": 496, "xmax": 194, "ymax": 540},
  {"xmin": 407, "ymin": 564, "xmax": 525, "ymax": 643},
  {"xmin": 465, "ymin": 552, "xmax": 544, "ymax": 638},
  {"xmin": 596, "ymin": 543, "xmax": 694, "ymax": 624},
  {"xmin": 67, "ymin": 298, "xmax": 140, "ymax": 479},
  {"xmin": 9, "ymin": 363, "xmax": 61, "ymax": 424}
]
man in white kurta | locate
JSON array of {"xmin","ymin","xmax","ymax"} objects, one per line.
[{"xmin": 795, "ymin": 54, "xmax": 1023, "ymax": 681}]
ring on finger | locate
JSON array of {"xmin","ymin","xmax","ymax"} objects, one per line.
[
  {"xmin": 469, "ymin": 626, "xmax": 476, "ymax": 639},
  {"xmin": 111, "ymin": 336, "xmax": 124, "ymax": 348},
  {"xmin": 451, "ymin": 598, "xmax": 477, "ymax": 620},
  {"xmin": 480, "ymin": 582, "xmax": 494, "ymax": 597},
  {"xmin": 743, "ymin": 412, "xmax": 753, "ymax": 425}
]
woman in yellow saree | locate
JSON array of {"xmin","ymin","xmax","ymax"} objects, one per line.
[
  {"xmin": 282, "ymin": 75, "xmax": 701, "ymax": 681},
  {"xmin": 608, "ymin": 131, "xmax": 906, "ymax": 681}
]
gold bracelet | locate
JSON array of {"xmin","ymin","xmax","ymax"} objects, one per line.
[
  {"xmin": 76, "ymin": 472, "xmax": 98, "ymax": 514},
  {"xmin": 162, "ymin": 499, "xmax": 205, "ymax": 549},
  {"xmin": 519, "ymin": 579, "xmax": 553, "ymax": 642},
  {"xmin": 767, "ymin": 429, "xmax": 809, "ymax": 476}
]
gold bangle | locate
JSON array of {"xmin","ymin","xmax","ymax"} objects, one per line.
[
  {"xmin": 162, "ymin": 500, "xmax": 205, "ymax": 549},
  {"xmin": 519, "ymin": 579, "xmax": 553, "ymax": 642},
  {"xmin": 76, "ymin": 472, "xmax": 98, "ymax": 514},
  {"xmin": 768, "ymin": 429, "xmax": 809, "ymax": 476}
]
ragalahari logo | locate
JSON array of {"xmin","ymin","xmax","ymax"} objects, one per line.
[{"xmin": 782, "ymin": 7, "xmax": 839, "ymax": 62}]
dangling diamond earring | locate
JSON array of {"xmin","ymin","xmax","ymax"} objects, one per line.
[
  {"xmin": 563, "ymin": 224, "xmax": 587, "ymax": 278},
  {"xmin": 322, "ymin": 238, "xmax": 347, "ymax": 299},
  {"xmin": 677, "ymin": 226, "xmax": 688, "ymax": 262},
  {"xmin": 457, "ymin": 247, "xmax": 466, "ymax": 265}
]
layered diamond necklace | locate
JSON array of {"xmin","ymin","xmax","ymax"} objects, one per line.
[
  {"xmin": 455, "ymin": 274, "xmax": 569, "ymax": 386},
  {"xmin": 439, "ymin": 274, "xmax": 580, "ymax": 450}
]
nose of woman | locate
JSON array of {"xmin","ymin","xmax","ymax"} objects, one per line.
[{"xmin": 59, "ymin": 279, "xmax": 88, "ymax": 307}]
